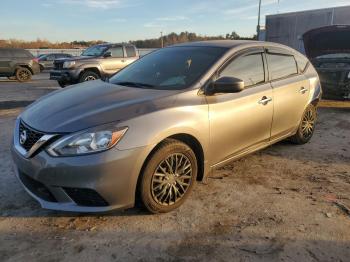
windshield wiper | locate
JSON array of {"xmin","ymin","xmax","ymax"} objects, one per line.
[{"xmin": 114, "ymin": 81, "xmax": 155, "ymax": 88}]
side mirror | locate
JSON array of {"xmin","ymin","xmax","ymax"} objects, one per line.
[
  {"xmin": 103, "ymin": 51, "xmax": 112, "ymax": 58},
  {"xmin": 208, "ymin": 77, "xmax": 245, "ymax": 94}
]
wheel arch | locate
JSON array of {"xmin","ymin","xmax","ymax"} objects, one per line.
[
  {"xmin": 79, "ymin": 66, "xmax": 101, "ymax": 79},
  {"xmin": 139, "ymin": 134, "xmax": 205, "ymax": 182},
  {"xmin": 15, "ymin": 64, "xmax": 34, "ymax": 75}
]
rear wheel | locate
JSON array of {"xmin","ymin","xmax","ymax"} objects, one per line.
[
  {"xmin": 16, "ymin": 67, "xmax": 32, "ymax": 82},
  {"xmin": 290, "ymin": 104, "xmax": 317, "ymax": 144},
  {"xmin": 139, "ymin": 139, "xmax": 197, "ymax": 213},
  {"xmin": 79, "ymin": 71, "xmax": 100, "ymax": 83}
]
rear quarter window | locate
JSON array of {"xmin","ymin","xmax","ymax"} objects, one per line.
[
  {"xmin": 0, "ymin": 50, "xmax": 12, "ymax": 58},
  {"xmin": 295, "ymin": 54, "xmax": 309, "ymax": 73}
]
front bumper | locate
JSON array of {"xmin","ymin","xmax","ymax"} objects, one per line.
[
  {"xmin": 32, "ymin": 63, "xmax": 41, "ymax": 75},
  {"xmin": 11, "ymin": 143, "xmax": 147, "ymax": 213},
  {"xmin": 50, "ymin": 69, "xmax": 82, "ymax": 83}
]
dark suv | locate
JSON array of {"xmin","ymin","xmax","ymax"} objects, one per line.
[
  {"xmin": 0, "ymin": 48, "xmax": 40, "ymax": 82},
  {"xmin": 303, "ymin": 25, "xmax": 350, "ymax": 100},
  {"xmin": 50, "ymin": 43, "xmax": 139, "ymax": 87},
  {"xmin": 37, "ymin": 53, "xmax": 72, "ymax": 71}
]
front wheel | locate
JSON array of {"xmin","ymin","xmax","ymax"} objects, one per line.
[
  {"xmin": 290, "ymin": 104, "xmax": 317, "ymax": 144},
  {"xmin": 79, "ymin": 71, "xmax": 100, "ymax": 83},
  {"xmin": 139, "ymin": 139, "xmax": 197, "ymax": 213},
  {"xmin": 16, "ymin": 67, "xmax": 32, "ymax": 82}
]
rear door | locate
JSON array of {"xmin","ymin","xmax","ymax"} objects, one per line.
[
  {"xmin": 123, "ymin": 46, "xmax": 139, "ymax": 65},
  {"xmin": 207, "ymin": 48, "xmax": 274, "ymax": 165},
  {"xmin": 266, "ymin": 48, "xmax": 310, "ymax": 139},
  {"xmin": 0, "ymin": 49, "xmax": 13, "ymax": 74}
]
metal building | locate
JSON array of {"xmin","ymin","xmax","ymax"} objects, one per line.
[{"xmin": 265, "ymin": 5, "xmax": 350, "ymax": 54}]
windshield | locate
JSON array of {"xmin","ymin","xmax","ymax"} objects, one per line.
[
  {"xmin": 81, "ymin": 45, "xmax": 109, "ymax": 57},
  {"xmin": 109, "ymin": 46, "xmax": 226, "ymax": 90}
]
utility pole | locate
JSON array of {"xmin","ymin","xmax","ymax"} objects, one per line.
[
  {"xmin": 257, "ymin": 0, "xmax": 262, "ymax": 40},
  {"xmin": 160, "ymin": 31, "xmax": 164, "ymax": 48}
]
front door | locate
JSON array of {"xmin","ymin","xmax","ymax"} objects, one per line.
[
  {"xmin": 207, "ymin": 49, "xmax": 273, "ymax": 166},
  {"xmin": 101, "ymin": 46, "xmax": 126, "ymax": 75}
]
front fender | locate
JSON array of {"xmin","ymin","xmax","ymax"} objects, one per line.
[
  {"xmin": 115, "ymin": 91, "xmax": 210, "ymax": 178},
  {"xmin": 76, "ymin": 63, "xmax": 103, "ymax": 75}
]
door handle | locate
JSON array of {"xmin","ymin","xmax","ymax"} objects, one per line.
[
  {"xmin": 258, "ymin": 96, "xmax": 272, "ymax": 105},
  {"xmin": 299, "ymin": 87, "xmax": 308, "ymax": 94}
]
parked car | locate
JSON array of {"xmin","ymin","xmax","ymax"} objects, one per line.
[
  {"xmin": 303, "ymin": 25, "xmax": 350, "ymax": 100},
  {"xmin": 50, "ymin": 43, "xmax": 139, "ymax": 87},
  {"xmin": 0, "ymin": 48, "xmax": 40, "ymax": 82},
  {"xmin": 12, "ymin": 40, "xmax": 321, "ymax": 214},
  {"xmin": 37, "ymin": 53, "xmax": 72, "ymax": 71}
]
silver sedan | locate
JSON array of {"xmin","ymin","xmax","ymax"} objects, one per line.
[{"xmin": 12, "ymin": 40, "xmax": 321, "ymax": 213}]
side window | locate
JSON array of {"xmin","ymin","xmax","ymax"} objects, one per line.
[
  {"xmin": 14, "ymin": 50, "xmax": 32, "ymax": 58},
  {"xmin": 267, "ymin": 53, "xmax": 298, "ymax": 80},
  {"xmin": 295, "ymin": 54, "xmax": 309, "ymax": 73},
  {"xmin": 47, "ymin": 54, "xmax": 55, "ymax": 60},
  {"xmin": 219, "ymin": 53, "xmax": 265, "ymax": 88},
  {"xmin": 109, "ymin": 47, "xmax": 124, "ymax": 58},
  {"xmin": 0, "ymin": 50, "xmax": 11, "ymax": 58},
  {"xmin": 125, "ymin": 46, "xmax": 136, "ymax": 57}
]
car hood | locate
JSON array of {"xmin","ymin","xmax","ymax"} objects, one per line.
[
  {"xmin": 21, "ymin": 80, "xmax": 178, "ymax": 133},
  {"xmin": 55, "ymin": 55, "xmax": 99, "ymax": 63},
  {"xmin": 303, "ymin": 25, "xmax": 350, "ymax": 59}
]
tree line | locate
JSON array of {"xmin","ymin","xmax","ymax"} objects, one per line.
[
  {"xmin": 0, "ymin": 32, "xmax": 256, "ymax": 49},
  {"xmin": 131, "ymin": 31, "xmax": 256, "ymax": 48}
]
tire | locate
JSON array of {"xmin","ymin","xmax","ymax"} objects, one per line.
[
  {"xmin": 57, "ymin": 80, "xmax": 68, "ymax": 88},
  {"xmin": 16, "ymin": 67, "xmax": 32, "ymax": 82},
  {"xmin": 139, "ymin": 139, "xmax": 198, "ymax": 213},
  {"xmin": 39, "ymin": 65, "xmax": 45, "ymax": 72},
  {"xmin": 290, "ymin": 104, "xmax": 317, "ymax": 144},
  {"xmin": 79, "ymin": 70, "xmax": 100, "ymax": 83}
]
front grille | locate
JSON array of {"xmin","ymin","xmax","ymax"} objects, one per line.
[
  {"xmin": 19, "ymin": 121, "xmax": 44, "ymax": 152},
  {"xmin": 63, "ymin": 188, "xmax": 109, "ymax": 207},
  {"xmin": 54, "ymin": 61, "xmax": 64, "ymax": 70},
  {"xmin": 18, "ymin": 172, "xmax": 57, "ymax": 202}
]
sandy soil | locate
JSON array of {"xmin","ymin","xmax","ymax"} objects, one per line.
[{"xmin": 0, "ymin": 77, "xmax": 349, "ymax": 261}]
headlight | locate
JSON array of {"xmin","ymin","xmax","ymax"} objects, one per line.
[
  {"xmin": 47, "ymin": 126, "xmax": 128, "ymax": 156},
  {"xmin": 63, "ymin": 61, "xmax": 76, "ymax": 69}
]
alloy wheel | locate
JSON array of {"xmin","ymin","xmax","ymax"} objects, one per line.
[
  {"xmin": 84, "ymin": 75, "xmax": 96, "ymax": 81},
  {"xmin": 301, "ymin": 107, "xmax": 316, "ymax": 139},
  {"xmin": 151, "ymin": 153, "xmax": 192, "ymax": 206},
  {"xmin": 18, "ymin": 70, "xmax": 30, "ymax": 81}
]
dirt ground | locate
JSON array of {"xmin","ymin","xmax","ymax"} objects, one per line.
[{"xmin": 0, "ymin": 75, "xmax": 350, "ymax": 261}]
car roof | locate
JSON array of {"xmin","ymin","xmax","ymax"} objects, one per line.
[
  {"xmin": 0, "ymin": 48, "xmax": 27, "ymax": 51},
  {"xmin": 172, "ymin": 40, "xmax": 262, "ymax": 48},
  {"xmin": 170, "ymin": 40, "xmax": 300, "ymax": 54},
  {"xmin": 95, "ymin": 43, "xmax": 135, "ymax": 47}
]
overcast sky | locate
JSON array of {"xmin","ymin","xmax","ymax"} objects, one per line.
[{"xmin": 1, "ymin": 0, "xmax": 349, "ymax": 42}]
